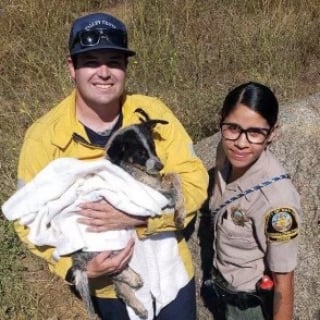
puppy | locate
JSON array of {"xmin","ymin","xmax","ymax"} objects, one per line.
[{"xmin": 72, "ymin": 108, "xmax": 185, "ymax": 320}]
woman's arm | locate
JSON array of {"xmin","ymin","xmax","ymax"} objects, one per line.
[{"xmin": 272, "ymin": 271, "xmax": 294, "ymax": 320}]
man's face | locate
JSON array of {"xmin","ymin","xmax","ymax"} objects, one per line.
[{"xmin": 68, "ymin": 50, "xmax": 127, "ymax": 110}]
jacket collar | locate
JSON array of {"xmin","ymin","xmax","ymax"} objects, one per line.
[
  {"xmin": 51, "ymin": 90, "xmax": 88, "ymax": 149},
  {"xmin": 51, "ymin": 91, "xmax": 147, "ymax": 149}
]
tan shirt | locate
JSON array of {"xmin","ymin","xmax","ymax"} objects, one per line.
[{"xmin": 209, "ymin": 145, "xmax": 301, "ymax": 292}]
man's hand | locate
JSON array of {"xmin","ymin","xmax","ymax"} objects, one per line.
[
  {"xmin": 77, "ymin": 200, "xmax": 147, "ymax": 232},
  {"xmin": 86, "ymin": 239, "xmax": 135, "ymax": 278}
]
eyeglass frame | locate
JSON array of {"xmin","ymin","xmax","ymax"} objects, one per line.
[
  {"xmin": 70, "ymin": 28, "xmax": 127, "ymax": 50},
  {"xmin": 220, "ymin": 122, "xmax": 272, "ymax": 144}
]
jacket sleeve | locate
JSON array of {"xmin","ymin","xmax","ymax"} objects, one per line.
[
  {"xmin": 137, "ymin": 105, "xmax": 209, "ymax": 237},
  {"xmin": 15, "ymin": 134, "xmax": 72, "ymax": 281}
]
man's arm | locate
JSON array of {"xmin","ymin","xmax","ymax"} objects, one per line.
[
  {"xmin": 16, "ymin": 135, "xmax": 136, "ymax": 281},
  {"xmin": 77, "ymin": 200, "xmax": 147, "ymax": 232},
  {"xmin": 15, "ymin": 137, "xmax": 75, "ymax": 280}
]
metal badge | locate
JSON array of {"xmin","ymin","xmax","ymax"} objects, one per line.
[{"xmin": 231, "ymin": 208, "xmax": 249, "ymax": 226}]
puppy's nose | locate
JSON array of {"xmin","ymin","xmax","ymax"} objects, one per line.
[
  {"xmin": 154, "ymin": 161, "xmax": 163, "ymax": 171},
  {"xmin": 146, "ymin": 158, "xmax": 163, "ymax": 174}
]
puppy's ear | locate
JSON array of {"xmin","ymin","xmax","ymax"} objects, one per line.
[
  {"xmin": 106, "ymin": 135, "xmax": 125, "ymax": 164},
  {"xmin": 134, "ymin": 108, "xmax": 168, "ymax": 130},
  {"xmin": 135, "ymin": 108, "xmax": 150, "ymax": 122},
  {"xmin": 145, "ymin": 119, "xmax": 169, "ymax": 130}
]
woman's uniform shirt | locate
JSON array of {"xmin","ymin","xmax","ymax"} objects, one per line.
[
  {"xmin": 15, "ymin": 90, "xmax": 209, "ymax": 298},
  {"xmin": 209, "ymin": 145, "xmax": 301, "ymax": 292}
]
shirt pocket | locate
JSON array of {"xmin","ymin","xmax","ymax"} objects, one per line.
[{"xmin": 217, "ymin": 218, "xmax": 258, "ymax": 250}]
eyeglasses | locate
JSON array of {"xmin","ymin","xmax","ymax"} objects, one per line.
[
  {"xmin": 220, "ymin": 123, "xmax": 271, "ymax": 144},
  {"xmin": 71, "ymin": 28, "xmax": 127, "ymax": 50}
]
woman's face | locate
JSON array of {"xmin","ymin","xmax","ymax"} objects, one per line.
[{"xmin": 221, "ymin": 103, "xmax": 275, "ymax": 180}]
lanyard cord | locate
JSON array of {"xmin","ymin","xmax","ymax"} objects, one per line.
[{"xmin": 211, "ymin": 173, "xmax": 291, "ymax": 215}]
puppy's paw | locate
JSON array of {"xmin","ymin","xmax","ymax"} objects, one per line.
[
  {"xmin": 174, "ymin": 209, "xmax": 186, "ymax": 230},
  {"xmin": 113, "ymin": 267, "xmax": 143, "ymax": 289},
  {"xmin": 162, "ymin": 173, "xmax": 185, "ymax": 229},
  {"xmin": 130, "ymin": 272, "xmax": 144, "ymax": 289},
  {"xmin": 137, "ymin": 308, "xmax": 148, "ymax": 319}
]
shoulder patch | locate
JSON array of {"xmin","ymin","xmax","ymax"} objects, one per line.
[{"xmin": 265, "ymin": 207, "xmax": 298, "ymax": 242}]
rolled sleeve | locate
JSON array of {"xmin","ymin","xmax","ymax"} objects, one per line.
[{"xmin": 267, "ymin": 238, "xmax": 298, "ymax": 272}]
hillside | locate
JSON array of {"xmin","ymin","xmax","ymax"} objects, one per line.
[{"xmin": 0, "ymin": 1, "xmax": 319, "ymax": 319}]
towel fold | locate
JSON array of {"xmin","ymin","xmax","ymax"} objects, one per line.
[{"xmin": 2, "ymin": 158, "xmax": 188, "ymax": 319}]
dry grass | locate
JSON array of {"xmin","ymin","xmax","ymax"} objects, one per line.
[
  {"xmin": 0, "ymin": 0, "xmax": 319, "ymax": 318},
  {"xmin": 1, "ymin": 0, "xmax": 319, "ymax": 137}
]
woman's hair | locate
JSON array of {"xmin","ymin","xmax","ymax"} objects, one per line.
[{"xmin": 221, "ymin": 82, "xmax": 279, "ymax": 127}]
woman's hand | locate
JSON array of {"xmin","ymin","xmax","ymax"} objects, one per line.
[
  {"xmin": 77, "ymin": 200, "xmax": 147, "ymax": 232},
  {"xmin": 86, "ymin": 239, "xmax": 135, "ymax": 278}
]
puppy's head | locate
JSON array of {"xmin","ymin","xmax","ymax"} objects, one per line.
[{"xmin": 106, "ymin": 110, "xmax": 168, "ymax": 175}]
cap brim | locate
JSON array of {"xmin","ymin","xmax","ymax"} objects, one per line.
[{"xmin": 70, "ymin": 44, "xmax": 136, "ymax": 57}]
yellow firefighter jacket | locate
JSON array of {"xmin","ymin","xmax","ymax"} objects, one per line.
[{"xmin": 16, "ymin": 90, "xmax": 209, "ymax": 298}]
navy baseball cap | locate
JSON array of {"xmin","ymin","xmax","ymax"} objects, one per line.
[{"xmin": 69, "ymin": 12, "xmax": 136, "ymax": 57}]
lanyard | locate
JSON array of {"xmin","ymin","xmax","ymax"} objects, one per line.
[{"xmin": 211, "ymin": 173, "xmax": 291, "ymax": 215}]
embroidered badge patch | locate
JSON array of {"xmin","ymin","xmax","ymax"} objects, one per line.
[{"xmin": 265, "ymin": 207, "xmax": 298, "ymax": 242}]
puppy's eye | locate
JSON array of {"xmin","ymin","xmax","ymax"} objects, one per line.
[
  {"xmin": 132, "ymin": 148, "xmax": 149, "ymax": 166},
  {"xmin": 139, "ymin": 149, "xmax": 148, "ymax": 158}
]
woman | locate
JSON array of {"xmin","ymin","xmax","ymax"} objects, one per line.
[{"xmin": 208, "ymin": 82, "xmax": 301, "ymax": 320}]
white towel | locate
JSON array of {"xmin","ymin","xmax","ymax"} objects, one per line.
[{"xmin": 2, "ymin": 158, "xmax": 189, "ymax": 319}]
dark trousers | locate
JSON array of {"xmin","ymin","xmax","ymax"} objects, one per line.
[{"xmin": 91, "ymin": 278, "xmax": 196, "ymax": 320}]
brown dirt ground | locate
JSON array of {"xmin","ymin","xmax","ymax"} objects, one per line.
[{"xmin": 20, "ymin": 255, "xmax": 88, "ymax": 320}]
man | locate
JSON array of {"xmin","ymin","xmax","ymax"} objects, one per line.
[{"xmin": 15, "ymin": 12, "xmax": 208, "ymax": 320}]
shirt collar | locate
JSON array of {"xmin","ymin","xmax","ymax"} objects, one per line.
[{"xmin": 217, "ymin": 147, "xmax": 271, "ymax": 192}]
